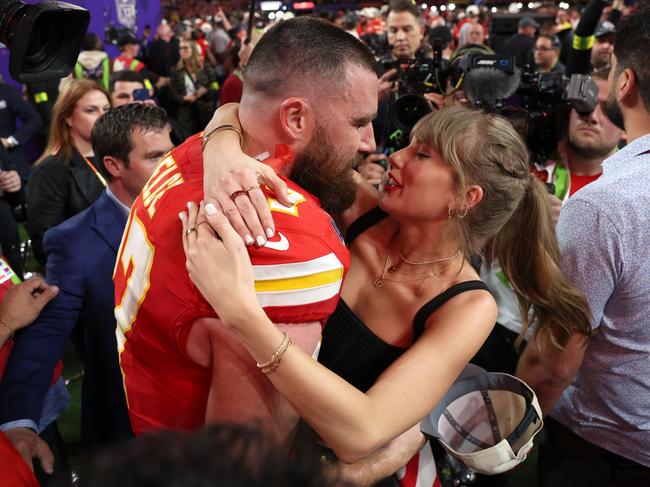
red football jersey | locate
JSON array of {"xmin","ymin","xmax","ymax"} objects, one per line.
[{"xmin": 114, "ymin": 134, "xmax": 349, "ymax": 435}]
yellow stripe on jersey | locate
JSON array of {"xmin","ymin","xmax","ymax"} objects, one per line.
[
  {"xmin": 253, "ymin": 253, "xmax": 344, "ymax": 308},
  {"xmin": 254, "ymin": 268, "xmax": 343, "ymax": 292}
]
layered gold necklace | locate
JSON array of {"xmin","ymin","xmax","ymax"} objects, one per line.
[{"xmin": 373, "ymin": 249, "xmax": 463, "ymax": 296}]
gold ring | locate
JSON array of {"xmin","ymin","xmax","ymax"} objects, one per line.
[
  {"xmin": 229, "ymin": 189, "xmax": 249, "ymax": 202},
  {"xmin": 245, "ymin": 185, "xmax": 260, "ymax": 193},
  {"xmin": 186, "ymin": 227, "xmax": 197, "ymax": 236}
]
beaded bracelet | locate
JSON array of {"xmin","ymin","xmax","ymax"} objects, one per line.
[
  {"xmin": 257, "ymin": 332, "xmax": 293, "ymax": 374},
  {"xmin": 0, "ymin": 318, "xmax": 14, "ymax": 341},
  {"xmin": 202, "ymin": 124, "xmax": 243, "ymax": 152}
]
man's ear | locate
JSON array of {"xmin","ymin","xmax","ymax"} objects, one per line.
[
  {"xmin": 102, "ymin": 155, "xmax": 123, "ymax": 180},
  {"xmin": 278, "ymin": 97, "xmax": 315, "ymax": 144},
  {"xmin": 618, "ymin": 68, "xmax": 639, "ymax": 108}
]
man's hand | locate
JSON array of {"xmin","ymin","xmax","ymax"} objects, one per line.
[
  {"xmin": 378, "ymin": 68, "xmax": 399, "ymax": 101},
  {"xmin": 356, "ymin": 154, "xmax": 388, "ymax": 190},
  {"xmin": 424, "ymin": 92, "xmax": 445, "ymax": 111},
  {"xmin": 4, "ymin": 427, "xmax": 54, "ymax": 474},
  {"xmin": 0, "ymin": 170, "xmax": 21, "ymax": 193},
  {"xmin": 547, "ymin": 193, "xmax": 562, "ymax": 226},
  {"xmin": 337, "ymin": 425, "xmax": 426, "ymax": 486},
  {"xmin": 0, "ymin": 277, "xmax": 59, "ymax": 333}
]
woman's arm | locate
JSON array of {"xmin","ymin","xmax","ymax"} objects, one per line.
[
  {"xmin": 181, "ymin": 202, "xmax": 497, "ymax": 462},
  {"xmin": 201, "ymin": 103, "xmax": 291, "ymax": 245}
]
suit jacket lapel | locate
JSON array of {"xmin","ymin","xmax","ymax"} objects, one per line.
[{"xmin": 91, "ymin": 191, "xmax": 128, "ymax": 254}]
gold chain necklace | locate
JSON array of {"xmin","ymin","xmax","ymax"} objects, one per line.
[
  {"xmin": 373, "ymin": 252, "xmax": 463, "ymax": 296},
  {"xmin": 398, "ymin": 248, "xmax": 462, "ymax": 266}
]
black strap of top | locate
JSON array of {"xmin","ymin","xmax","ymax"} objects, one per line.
[
  {"xmin": 413, "ymin": 281, "xmax": 490, "ymax": 339},
  {"xmin": 344, "ymin": 206, "xmax": 388, "ymax": 246}
]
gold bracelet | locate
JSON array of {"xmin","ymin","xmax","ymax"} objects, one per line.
[
  {"xmin": 261, "ymin": 338, "xmax": 292, "ymax": 375},
  {"xmin": 0, "ymin": 318, "xmax": 14, "ymax": 341},
  {"xmin": 257, "ymin": 332, "xmax": 289, "ymax": 369},
  {"xmin": 202, "ymin": 124, "xmax": 243, "ymax": 152}
]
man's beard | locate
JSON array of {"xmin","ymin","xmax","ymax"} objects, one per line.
[
  {"xmin": 567, "ymin": 132, "xmax": 617, "ymax": 161},
  {"xmin": 289, "ymin": 126, "xmax": 360, "ymax": 215},
  {"xmin": 604, "ymin": 90, "xmax": 626, "ymax": 131}
]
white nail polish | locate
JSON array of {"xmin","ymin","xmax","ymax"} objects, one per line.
[
  {"xmin": 187, "ymin": 201, "xmax": 192, "ymax": 209},
  {"xmin": 205, "ymin": 203, "xmax": 218, "ymax": 215},
  {"xmin": 265, "ymin": 227, "xmax": 274, "ymax": 238},
  {"xmin": 256, "ymin": 236, "xmax": 266, "ymax": 247},
  {"xmin": 178, "ymin": 212, "xmax": 184, "ymax": 220},
  {"xmin": 244, "ymin": 235, "xmax": 255, "ymax": 246}
]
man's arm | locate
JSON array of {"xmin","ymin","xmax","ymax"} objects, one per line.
[
  {"xmin": 7, "ymin": 85, "xmax": 42, "ymax": 146},
  {"xmin": 516, "ymin": 331, "xmax": 588, "ymax": 414},
  {"xmin": 337, "ymin": 425, "xmax": 426, "ymax": 487},
  {"xmin": 0, "ymin": 228, "xmax": 84, "ymax": 465},
  {"xmin": 187, "ymin": 317, "xmax": 321, "ymax": 444}
]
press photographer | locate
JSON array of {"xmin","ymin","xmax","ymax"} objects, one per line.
[{"xmin": 358, "ymin": 0, "xmax": 447, "ymax": 188}]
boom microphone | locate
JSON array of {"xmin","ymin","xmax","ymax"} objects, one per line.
[
  {"xmin": 565, "ymin": 0, "xmax": 609, "ymax": 76},
  {"xmin": 462, "ymin": 66, "xmax": 521, "ymax": 109}
]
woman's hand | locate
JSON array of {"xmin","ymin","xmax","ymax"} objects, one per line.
[
  {"xmin": 202, "ymin": 103, "xmax": 291, "ymax": 247},
  {"xmin": 180, "ymin": 201, "xmax": 260, "ymax": 327}
]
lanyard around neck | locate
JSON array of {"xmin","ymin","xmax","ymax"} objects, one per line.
[{"xmin": 81, "ymin": 154, "xmax": 107, "ymax": 187}]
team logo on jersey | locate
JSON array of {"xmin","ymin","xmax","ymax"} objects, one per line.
[
  {"xmin": 268, "ymin": 188, "xmax": 306, "ymax": 217},
  {"xmin": 263, "ymin": 232, "xmax": 289, "ymax": 251}
]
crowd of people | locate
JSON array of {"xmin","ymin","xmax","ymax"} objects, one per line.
[{"xmin": 0, "ymin": 1, "xmax": 648, "ymax": 486}]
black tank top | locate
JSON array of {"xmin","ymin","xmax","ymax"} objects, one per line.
[{"xmin": 318, "ymin": 207, "xmax": 488, "ymax": 392}]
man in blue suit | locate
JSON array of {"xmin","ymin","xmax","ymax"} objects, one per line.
[{"xmin": 0, "ymin": 104, "xmax": 173, "ymax": 482}]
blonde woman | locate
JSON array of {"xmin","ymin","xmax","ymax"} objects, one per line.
[
  {"xmin": 182, "ymin": 107, "xmax": 591, "ymax": 472},
  {"xmin": 169, "ymin": 39, "xmax": 217, "ymax": 134}
]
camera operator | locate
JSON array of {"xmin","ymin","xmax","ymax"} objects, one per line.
[
  {"xmin": 534, "ymin": 70, "xmax": 623, "ymax": 222},
  {"xmin": 358, "ymin": 0, "xmax": 441, "ymax": 190}
]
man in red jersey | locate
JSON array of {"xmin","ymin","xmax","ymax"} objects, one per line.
[{"xmin": 114, "ymin": 17, "xmax": 378, "ymax": 446}]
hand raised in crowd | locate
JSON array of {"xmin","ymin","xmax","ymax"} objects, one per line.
[
  {"xmin": 4, "ymin": 427, "xmax": 54, "ymax": 474},
  {"xmin": 0, "ymin": 169, "xmax": 21, "ymax": 193},
  {"xmin": 378, "ymin": 68, "xmax": 399, "ymax": 101},
  {"xmin": 0, "ymin": 277, "xmax": 59, "ymax": 344},
  {"xmin": 423, "ymin": 92, "xmax": 446, "ymax": 111},
  {"xmin": 202, "ymin": 103, "xmax": 291, "ymax": 246},
  {"xmin": 356, "ymin": 154, "xmax": 388, "ymax": 190}
]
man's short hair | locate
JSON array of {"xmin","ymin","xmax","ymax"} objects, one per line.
[
  {"xmin": 242, "ymin": 17, "xmax": 377, "ymax": 98},
  {"xmin": 612, "ymin": 7, "xmax": 650, "ymax": 111},
  {"xmin": 387, "ymin": 0, "xmax": 421, "ymax": 18},
  {"xmin": 91, "ymin": 104, "xmax": 169, "ymax": 181},
  {"xmin": 537, "ymin": 34, "xmax": 560, "ymax": 48},
  {"xmin": 109, "ymin": 70, "xmax": 146, "ymax": 94}
]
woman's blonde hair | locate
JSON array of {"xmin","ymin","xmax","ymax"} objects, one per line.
[
  {"xmin": 36, "ymin": 79, "xmax": 110, "ymax": 165},
  {"xmin": 412, "ymin": 107, "xmax": 591, "ymax": 348}
]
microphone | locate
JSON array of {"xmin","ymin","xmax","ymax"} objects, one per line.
[
  {"xmin": 565, "ymin": 0, "xmax": 609, "ymax": 76},
  {"xmin": 462, "ymin": 66, "xmax": 521, "ymax": 109}
]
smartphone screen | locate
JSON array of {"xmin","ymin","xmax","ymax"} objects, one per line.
[{"xmin": 133, "ymin": 88, "xmax": 149, "ymax": 101}]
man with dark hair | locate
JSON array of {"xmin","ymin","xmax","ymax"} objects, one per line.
[
  {"xmin": 533, "ymin": 34, "xmax": 564, "ymax": 74},
  {"xmin": 82, "ymin": 422, "xmax": 349, "ymax": 487},
  {"xmin": 0, "ymin": 105, "xmax": 172, "ymax": 480},
  {"xmin": 115, "ymin": 15, "xmax": 377, "ymax": 444},
  {"xmin": 590, "ymin": 21, "xmax": 615, "ymax": 72},
  {"xmin": 109, "ymin": 70, "xmax": 148, "ymax": 107},
  {"xmin": 517, "ymin": 7, "xmax": 650, "ymax": 486},
  {"xmin": 385, "ymin": 0, "xmax": 424, "ymax": 61}
]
